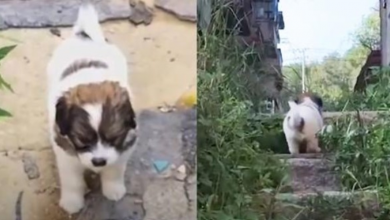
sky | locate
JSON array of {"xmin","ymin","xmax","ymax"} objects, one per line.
[{"xmin": 278, "ymin": 0, "xmax": 378, "ymax": 65}]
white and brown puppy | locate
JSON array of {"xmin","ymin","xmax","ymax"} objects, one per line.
[
  {"xmin": 47, "ymin": 4, "xmax": 137, "ymax": 214},
  {"xmin": 283, "ymin": 93, "xmax": 323, "ymax": 154}
]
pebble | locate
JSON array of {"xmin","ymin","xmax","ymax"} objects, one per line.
[{"xmin": 174, "ymin": 165, "xmax": 186, "ymax": 181}]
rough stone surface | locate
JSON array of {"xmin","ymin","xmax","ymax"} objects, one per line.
[
  {"xmin": 0, "ymin": 0, "xmax": 131, "ymax": 29},
  {"xmin": 181, "ymin": 108, "xmax": 197, "ymax": 175},
  {"xmin": 275, "ymin": 191, "xmax": 380, "ymax": 220},
  {"xmin": 143, "ymin": 179, "xmax": 188, "ymax": 220},
  {"xmin": 129, "ymin": 0, "xmax": 154, "ymax": 25},
  {"xmin": 284, "ymin": 154, "xmax": 340, "ymax": 193},
  {"xmin": 75, "ymin": 109, "xmax": 197, "ymax": 220},
  {"xmin": 155, "ymin": 0, "xmax": 196, "ymax": 22},
  {"xmin": 22, "ymin": 153, "xmax": 40, "ymax": 180}
]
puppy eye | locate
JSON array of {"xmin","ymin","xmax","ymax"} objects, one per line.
[{"xmin": 76, "ymin": 145, "xmax": 92, "ymax": 151}]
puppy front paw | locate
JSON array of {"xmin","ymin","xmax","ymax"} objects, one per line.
[
  {"xmin": 59, "ymin": 192, "xmax": 85, "ymax": 214},
  {"xmin": 102, "ymin": 181, "xmax": 126, "ymax": 201}
]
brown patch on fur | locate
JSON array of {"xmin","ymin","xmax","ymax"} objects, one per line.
[
  {"xmin": 61, "ymin": 59, "xmax": 108, "ymax": 79},
  {"xmin": 296, "ymin": 136, "xmax": 322, "ymax": 155},
  {"xmin": 54, "ymin": 81, "xmax": 136, "ymax": 154},
  {"xmin": 298, "ymin": 139, "xmax": 307, "ymax": 153},
  {"xmin": 98, "ymin": 87, "xmax": 137, "ymax": 152},
  {"xmin": 54, "ymin": 126, "xmax": 78, "ymax": 155},
  {"xmin": 63, "ymin": 81, "xmax": 127, "ymax": 106},
  {"xmin": 298, "ymin": 136, "xmax": 321, "ymax": 153},
  {"xmin": 297, "ymin": 117, "xmax": 305, "ymax": 132}
]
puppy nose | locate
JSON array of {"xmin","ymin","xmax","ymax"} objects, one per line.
[{"xmin": 91, "ymin": 158, "xmax": 107, "ymax": 167}]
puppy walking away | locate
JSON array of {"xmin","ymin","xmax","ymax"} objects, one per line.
[
  {"xmin": 47, "ymin": 4, "xmax": 137, "ymax": 214},
  {"xmin": 283, "ymin": 93, "xmax": 324, "ymax": 155}
]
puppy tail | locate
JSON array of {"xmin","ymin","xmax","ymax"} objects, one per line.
[{"xmin": 72, "ymin": 3, "xmax": 106, "ymax": 43}]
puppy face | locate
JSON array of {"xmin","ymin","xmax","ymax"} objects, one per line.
[{"xmin": 54, "ymin": 82, "xmax": 137, "ymax": 171}]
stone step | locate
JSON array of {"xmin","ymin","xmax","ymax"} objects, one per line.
[
  {"xmin": 270, "ymin": 190, "xmax": 380, "ymax": 220},
  {"xmin": 275, "ymin": 153, "xmax": 340, "ymax": 193},
  {"xmin": 267, "ymin": 111, "xmax": 384, "ymax": 122}
]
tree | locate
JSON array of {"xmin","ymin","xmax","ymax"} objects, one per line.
[
  {"xmin": 354, "ymin": 12, "xmax": 380, "ymax": 50},
  {"xmin": 282, "ymin": 9, "xmax": 380, "ymax": 111}
]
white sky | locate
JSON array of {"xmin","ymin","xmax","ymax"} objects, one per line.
[{"xmin": 279, "ymin": 0, "xmax": 378, "ymax": 65}]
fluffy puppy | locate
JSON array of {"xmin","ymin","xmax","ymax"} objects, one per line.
[
  {"xmin": 47, "ymin": 4, "xmax": 137, "ymax": 214},
  {"xmin": 283, "ymin": 93, "xmax": 323, "ymax": 154}
]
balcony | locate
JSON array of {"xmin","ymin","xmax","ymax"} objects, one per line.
[
  {"xmin": 252, "ymin": 0, "xmax": 279, "ymax": 23},
  {"xmin": 258, "ymin": 20, "xmax": 279, "ymax": 46},
  {"xmin": 277, "ymin": 12, "xmax": 285, "ymax": 29}
]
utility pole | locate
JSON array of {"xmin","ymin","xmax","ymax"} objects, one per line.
[
  {"xmin": 381, "ymin": 0, "xmax": 390, "ymax": 66},
  {"xmin": 301, "ymin": 49, "xmax": 306, "ymax": 92}
]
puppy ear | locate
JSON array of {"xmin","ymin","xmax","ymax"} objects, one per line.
[
  {"xmin": 99, "ymin": 90, "xmax": 136, "ymax": 146},
  {"xmin": 55, "ymin": 96, "xmax": 71, "ymax": 136},
  {"xmin": 121, "ymin": 97, "xmax": 136, "ymax": 130},
  {"xmin": 311, "ymin": 95, "xmax": 323, "ymax": 108}
]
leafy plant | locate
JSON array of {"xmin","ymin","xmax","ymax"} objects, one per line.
[
  {"xmin": 0, "ymin": 45, "xmax": 16, "ymax": 117},
  {"xmin": 197, "ymin": 2, "xmax": 290, "ymax": 220}
]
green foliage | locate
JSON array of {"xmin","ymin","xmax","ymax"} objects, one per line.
[
  {"xmin": 354, "ymin": 12, "xmax": 380, "ymax": 50},
  {"xmin": 316, "ymin": 67, "xmax": 390, "ymax": 216},
  {"xmin": 197, "ymin": 3, "xmax": 290, "ymax": 220},
  {"xmin": 321, "ymin": 114, "xmax": 390, "ymax": 189},
  {"xmin": 0, "ymin": 45, "xmax": 15, "ymax": 117},
  {"xmin": 283, "ymin": 10, "xmax": 379, "ymax": 112},
  {"xmin": 198, "ymin": 3, "xmax": 387, "ymax": 220}
]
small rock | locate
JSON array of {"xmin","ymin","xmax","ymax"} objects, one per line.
[
  {"xmin": 22, "ymin": 153, "xmax": 40, "ymax": 180},
  {"xmin": 174, "ymin": 165, "xmax": 186, "ymax": 181},
  {"xmin": 155, "ymin": 0, "xmax": 196, "ymax": 22},
  {"xmin": 157, "ymin": 105, "xmax": 176, "ymax": 113},
  {"xmin": 49, "ymin": 28, "xmax": 61, "ymax": 37},
  {"xmin": 129, "ymin": 1, "xmax": 154, "ymax": 25},
  {"xmin": 177, "ymin": 165, "xmax": 186, "ymax": 174},
  {"xmin": 170, "ymin": 58, "xmax": 175, "ymax": 62}
]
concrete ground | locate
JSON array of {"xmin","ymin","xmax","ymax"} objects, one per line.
[{"xmin": 0, "ymin": 1, "xmax": 196, "ymax": 219}]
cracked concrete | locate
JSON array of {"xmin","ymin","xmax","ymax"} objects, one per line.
[{"xmin": 0, "ymin": 0, "xmax": 196, "ymax": 219}]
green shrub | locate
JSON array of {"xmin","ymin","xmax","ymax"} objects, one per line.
[{"xmin": 197, "ymin": 3, "xmax": 288, "ymax": 219}]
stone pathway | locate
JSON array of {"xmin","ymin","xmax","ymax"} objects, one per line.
[
  {"xmin": 269, "ymin": 111, "xmax": 382, "ymax": 219},
  {"xmin": 0, "ymin": 0, "xmax": 196, "ymax": 219}
]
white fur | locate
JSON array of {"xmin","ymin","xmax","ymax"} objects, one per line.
[
  {"xmin": 283, "ymin": 97, "xmax": 324, "ymax": 154},
  {"xmin": 47, "ymin": 4, "xmax": 135, "ymax": 214}
]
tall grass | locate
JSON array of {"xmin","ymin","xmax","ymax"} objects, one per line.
[{"xmin": 197, "ymin": 2, "xmax": 288, "ymax": 219}]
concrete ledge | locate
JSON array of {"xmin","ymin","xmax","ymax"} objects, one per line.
[
  {"xmin": 259, "ymin": 190, "xmax": 380, "ymax": 220},
  {"xmin": 0, "ymin": 0, "xmax": 132, "ymax": 29},
  {"xmin": 277, "ymin": 154, "xmax": 340, "ymax": 193}
]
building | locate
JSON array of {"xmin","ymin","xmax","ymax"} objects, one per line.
[
  {"xmin": 233, "ymin": 0, "xmax": 285, "ymax": 111},
  {"xmin": 197, "ymin": 0, "xmax": 285, "ymax": 111}
]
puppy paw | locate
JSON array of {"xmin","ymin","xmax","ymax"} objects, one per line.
[
  {"xmin": 102, "ymin": 181, "xmax": 126, "ymax": 201},
  {"xmin": 59, "ymin": 192, "xmax": 84, "ymax": 214}
]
